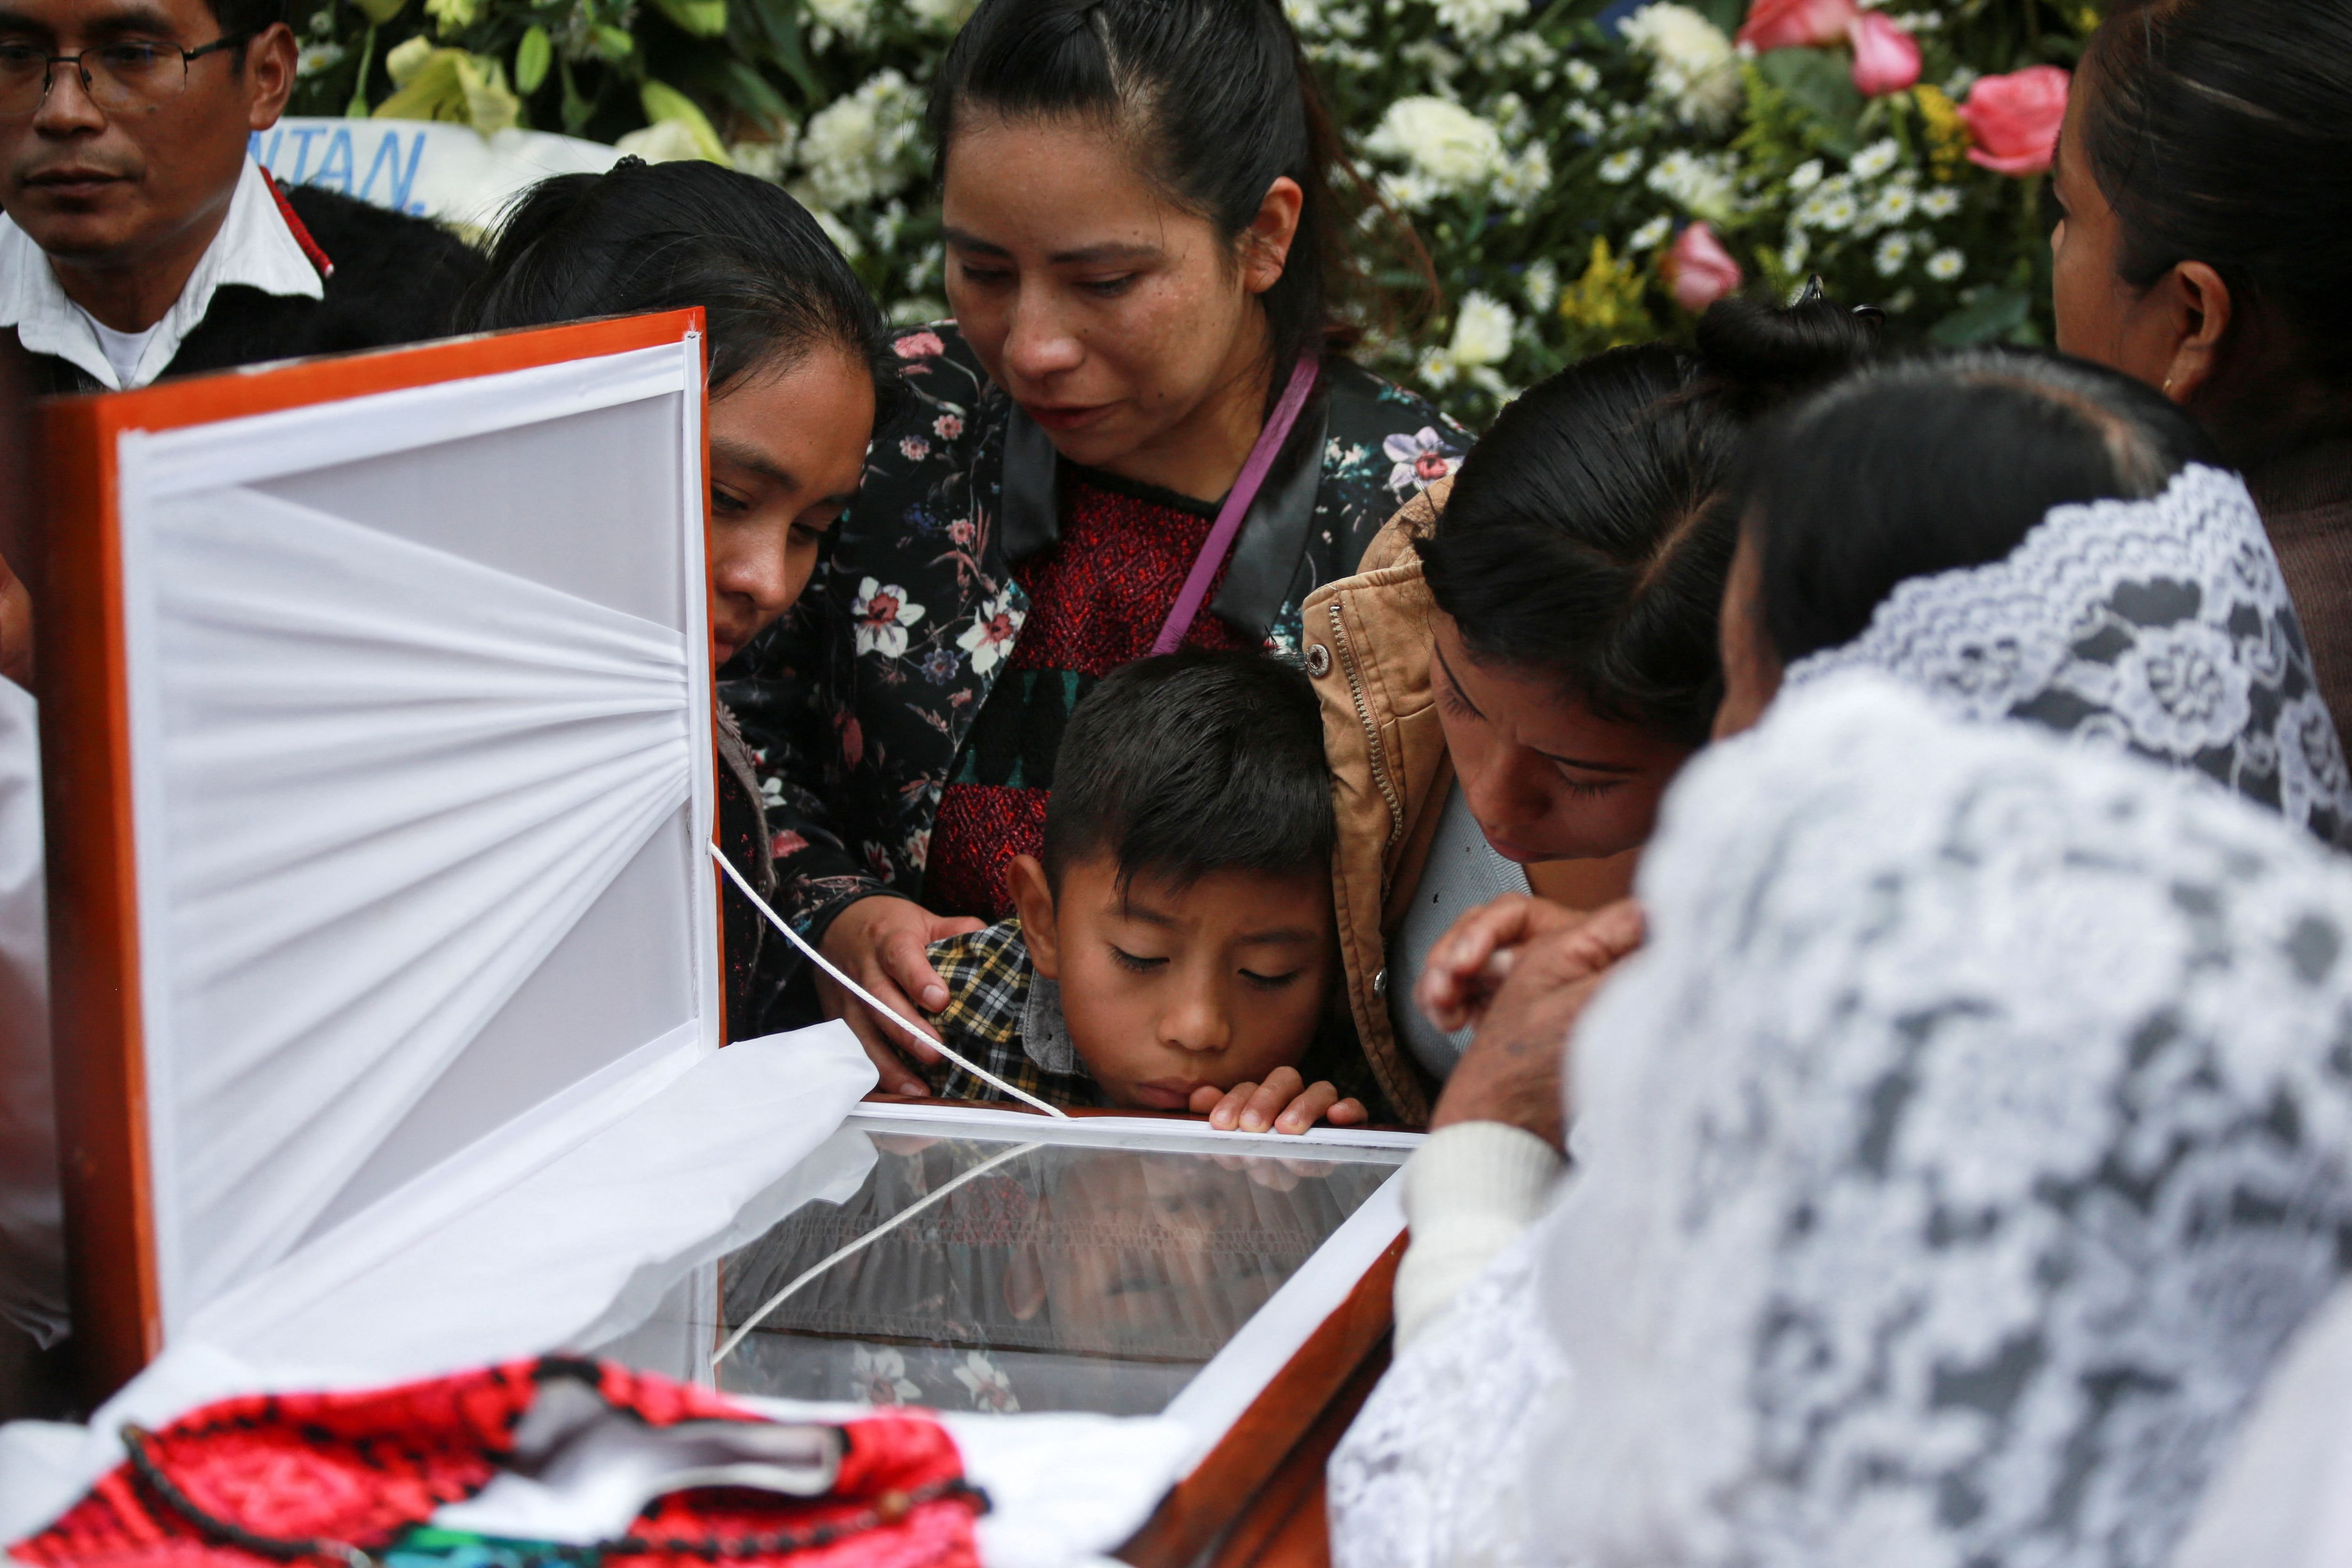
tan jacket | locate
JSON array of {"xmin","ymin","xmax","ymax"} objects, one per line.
[{"xmin": 1302, "ymin": 482, "xmax": 1455, "ymax": 1126}]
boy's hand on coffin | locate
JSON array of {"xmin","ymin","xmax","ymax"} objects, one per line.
[
  {"xmin": 1427, "ymin": 898, "xmax": 1646, "ymax": 1150},
  {"xmin": 818, "ymin": 893, "xmax": 985, "ymax": 1094},
  {"xmin": 1193, "ymin": 1067, "xmax": 1367, "ymax": 1135}
]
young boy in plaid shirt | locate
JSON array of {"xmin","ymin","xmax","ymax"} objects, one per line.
[{"xmin": 921, "ymin": 650, "xmax": 1371, "ymax": 1133}]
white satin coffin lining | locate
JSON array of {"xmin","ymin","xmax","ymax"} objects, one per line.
[{"xmin": 123, "ymin": 486, "xmax": 693, "ymax": 1323}]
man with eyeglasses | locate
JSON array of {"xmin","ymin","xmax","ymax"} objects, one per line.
[{"xmin": 0, "ymin": 0, "xmax": 479, "ymax": 394}]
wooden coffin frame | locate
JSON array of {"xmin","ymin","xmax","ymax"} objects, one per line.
[{"xmin": 35, "ymin": 313, "xmax": 720, "ymax": 1401}]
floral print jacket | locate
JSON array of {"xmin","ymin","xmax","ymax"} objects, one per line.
[{"xmin": 719, "ymin": 322, "xmax": 1469, "ymax": 1028}]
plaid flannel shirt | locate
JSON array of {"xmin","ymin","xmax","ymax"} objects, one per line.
[{"xmin": 922, "ymin": 919, "xmax": 1101, "ymax": 1108}]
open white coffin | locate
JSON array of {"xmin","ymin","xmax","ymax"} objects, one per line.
[
  {"xmin": 36, "ymin": 314, "xmax": 887, "ymax": 1395},
  {"xmin": 31, "ymin": 314, "xmax": 1414, "ymax": 1568}
]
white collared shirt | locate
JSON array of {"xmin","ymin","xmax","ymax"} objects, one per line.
[{"xmin": 0, "ymin": 155, "xmax": 324, "ymax": 390}]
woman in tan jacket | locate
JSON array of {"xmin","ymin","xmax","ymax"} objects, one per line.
[{"xmin": 1295, "ymin": 296, "xmax": 1876, "ymax": 1128}]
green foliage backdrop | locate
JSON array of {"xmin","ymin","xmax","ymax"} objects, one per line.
[{"xmin": 291, "ymin": 0, "xmax": 2100, "ymax": 425}]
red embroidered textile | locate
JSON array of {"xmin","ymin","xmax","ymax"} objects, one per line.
[
  {"xmin": 11, "ymin": 1358, "xmax": 981, "ymax": 1568},
  {"xmin": 924, "ymin": 470, "xmax": 1252, "ymax": 920}
]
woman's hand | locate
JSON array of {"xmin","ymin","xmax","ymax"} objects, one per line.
[
  {"xmin": 816, "ymin": 893, "xmax": 986, "ymax": 1095},
  {"xmin": 1192, "ymin": 1067, "xmax": 1368, "ymax": 1134},
  {"xmin": 1427, "ymin": 898, "xmax": 1645, "ymax": 1149},
  {"xmin": 1414, "ymin": 893, "xmax": 1595, "ymax": 1037}
]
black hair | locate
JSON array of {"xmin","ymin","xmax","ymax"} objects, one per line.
[
  {"xmin": 2080, "ymin": 0, "xmax": 2352, "ymax": 450},
  {"xmin": 1741, "ymin": 349, "xmax": 2218, "ymax": 664},
  {"xmin": 1042, "ymin": 650, "xmax": 1334, "ymax": 895},
  {"xmin": 200, "ymin": 0, "xmax": 288, "ymax": 60},
  {"xmin": 928, "ymin": 0, "xmax": 1420, "ymax": 385},
  {"xmin": 1416, "ymin": 293, "xmax": 1878, "ymax": 748},
  {"xmin": 458, "ymin": 159, "xmax": 897, "ymax": 412}
]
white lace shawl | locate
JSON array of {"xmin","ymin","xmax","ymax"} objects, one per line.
[
  {"xmin": 1333, "ymin": 674, "xmax": 2352, "ymax": 1568},
  {"xmin": 1783, "ymin": 464, "xmax": 2352, "ymax": 844}
]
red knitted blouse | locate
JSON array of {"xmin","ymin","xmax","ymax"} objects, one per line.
[{"xmin": 922, "ymin": 466, "xmax": 1251, "ymax": 920}]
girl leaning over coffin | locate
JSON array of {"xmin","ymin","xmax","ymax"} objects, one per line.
[
  {"xmin": 1327, "ymin": 350, "xmax": 2352, "ymax": 1568},
  {"xmin": 1301, "ymin": 293, "xmax": 1877, "ymax": 1130},
  {"xmin": 456, "ymin": 158, "xmax": 900, "ymax": 1036}
]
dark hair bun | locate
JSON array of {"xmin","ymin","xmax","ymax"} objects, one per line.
[{"xmin": 1695, "ymin": 291, "xmax": 1880, "ymax": 417}]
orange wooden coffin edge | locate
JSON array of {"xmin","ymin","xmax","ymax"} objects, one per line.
[{"xmin": 1119, "ymin": 1233, "xmax": 1404, "ymax": 1568}]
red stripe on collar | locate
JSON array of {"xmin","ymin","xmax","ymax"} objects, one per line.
[{"xmin": 260, "ymin": 167, "xmax": 336, "ymax": 281}]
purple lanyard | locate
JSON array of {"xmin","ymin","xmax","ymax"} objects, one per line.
[{"xmin": 1149, "ymin": 357, "xmax": 1323, "ymax": 655}]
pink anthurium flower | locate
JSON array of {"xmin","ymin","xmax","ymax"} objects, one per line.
[
  {"xmin": 1737, "ymin": 0, "xmax": 1859, "ymax": 51},
  {"xmin": 1847, "ymin": 10, "xmax": 1921, "ymax": 96},
  {"xmin": 1669, "ymin": 223, "xmax": 1745, "ymax": 313},
  {"xmin": 1958, "ymin": 65, "xmax": 2071, "ymax": 176}
]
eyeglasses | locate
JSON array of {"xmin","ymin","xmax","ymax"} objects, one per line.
[{"xmin": 0, "ymin": 29, "xmax": 255, "ymax": 120}]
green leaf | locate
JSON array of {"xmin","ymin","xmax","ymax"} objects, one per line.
[
  {"xmin": 652, "ymin": 0, "xmax": 730, "ymax": 37},
  {"xmin": 344, "ymin": 22, "xmax": 376, "ymax": 116},
  {"xmin": 716, "ymin": 56, "xmax": 790, "ymax": 125},
  {"xmin": 593, "ymin": 22, "xmax": 635, "ymax": 58},
  {"xmin": 352, "ymin": 0, "xmax": 406, "ymax": 24},
  {"xmin": 744, "ymin": 0, "xmax": 820, "ymax": 104},
  {"xmin": 1929, "ymin": 287, "xmax": 2034, "ymax": 346},
  {"xmin": 1756, "ymin": 47, "xmax": 1864, "ymax": 157},
  {"xmin": 513, "ymin": 24, "xmax": 550, "ymax": 93},
  {"xmin": 641, "ymin": 78, "xmax": 731, "ymax": 160},
  {"xmin": 558, "ymin": 56, "xmax": 592, "ymax": 134}
]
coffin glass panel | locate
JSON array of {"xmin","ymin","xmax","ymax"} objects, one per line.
[{"xmin": 607, "ymin": 1110, "xmax": 1407, "ymax": 1419}]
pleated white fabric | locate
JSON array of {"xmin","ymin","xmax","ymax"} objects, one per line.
[
  {"xmin": 126, "ymin": 486, "xmax": 694, "ymax": 1321},
  {"xmin": 0, "ymin": 676, "xmax": 63, "ymax": 1350}
]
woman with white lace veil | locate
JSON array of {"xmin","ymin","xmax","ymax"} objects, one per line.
[{"xmin": 1332, "ymin": 353, "xmax": 2352, "ymax": 1568}]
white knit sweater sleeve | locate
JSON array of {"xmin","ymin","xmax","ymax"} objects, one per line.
[{"xmin": 1394, "ymin": 1121, "xmax": 1565, "ymax": 1347}]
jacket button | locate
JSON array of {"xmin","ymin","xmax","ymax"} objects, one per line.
[
  {"xmin": 1372, "ymin": 966, "xmax": 1388, "ymax": 997},
  {"xmin": 1306, "ymin": 643, "xmax": 1332, "ymax": 677}
]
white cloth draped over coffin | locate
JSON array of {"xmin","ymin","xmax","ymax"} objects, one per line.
[
  {"xmin": 0, "ymin": 676, "xmax": 61, "ymax": 1350},
  {"xmin": 133, "ymin": 485, "xmax": 694, "ymax": 1316}
]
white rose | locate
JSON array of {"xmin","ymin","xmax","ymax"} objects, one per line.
[
  {"xmin": 1448, "ymin": 290, "xmax": 1515, "ymax": 367},
  {"xmin": 1364, "ymin": 96, "xmax": 1506, "ymax": 195},
  {"xmin": 798, "ymin": 69, "xmax": 925, "ymax": 208},
  {"xmin": 1618, "ymin": 2, "xmax": 1741, "ymax": 128}
]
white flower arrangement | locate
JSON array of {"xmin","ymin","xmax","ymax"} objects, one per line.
[
  {"xmin": 306, "ymin": 0, "xmax": 2085, "ymax": 428},
  {"xmin": 794, "ymin": 69, "xmax": 926, "ymax": 210},
  {"xmin": 1365, "ymin": 96, "xmax": 1508, "ymax": 197}
]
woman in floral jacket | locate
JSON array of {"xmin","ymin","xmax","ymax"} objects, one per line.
[{"xmin": 720, "ymin": 0, "xmax": 1466, "ymax": 1094}]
